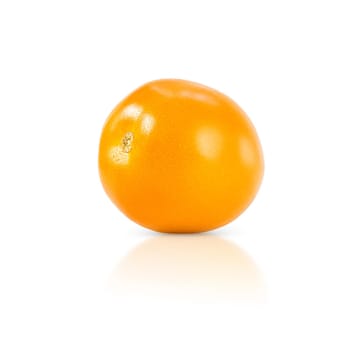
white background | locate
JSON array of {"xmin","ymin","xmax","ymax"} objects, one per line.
[{"xmin": 1, "ymin": 0, "xmax": 349, "ymax": 348}]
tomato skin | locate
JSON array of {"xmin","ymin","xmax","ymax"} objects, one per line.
[{"xmin": 98, "ymin": 79, "xmax": 264, "ymax": 233}]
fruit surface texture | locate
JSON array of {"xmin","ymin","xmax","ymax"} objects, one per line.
[{"xmin": 98, "ymin": 79, "xmax": 264, "ymax": 233}]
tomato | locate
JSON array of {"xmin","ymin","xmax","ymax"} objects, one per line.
[{"xmin": 98, "ymin": 79, "xmax": 264, "ymax": 233}]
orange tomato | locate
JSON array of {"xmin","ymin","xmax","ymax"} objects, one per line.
[{"xmin": 98, "ymin": 79, "xmax": 264, "ymax": 233}]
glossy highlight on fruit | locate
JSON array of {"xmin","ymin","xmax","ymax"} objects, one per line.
[{"xmin": 98, "ymin": 79, "xmax": 264, "ymax": 233}]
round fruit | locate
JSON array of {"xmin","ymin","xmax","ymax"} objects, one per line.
[{"xmin": 98, "ymin": 79, "xmax": 264, "ymax": 233}]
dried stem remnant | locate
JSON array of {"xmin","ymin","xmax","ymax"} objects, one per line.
[
  {"xmin": 122, "ymin": 132, "xmax": 134, "ymax": 153},
  {"xmin": 110, "ymin": 131, "xmax": 134, "ymax": 164}
]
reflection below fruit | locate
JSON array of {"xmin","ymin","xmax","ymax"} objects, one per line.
[{"xmin": 109, "ymin": 235, "xmax": 265, "ymax": 302}]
